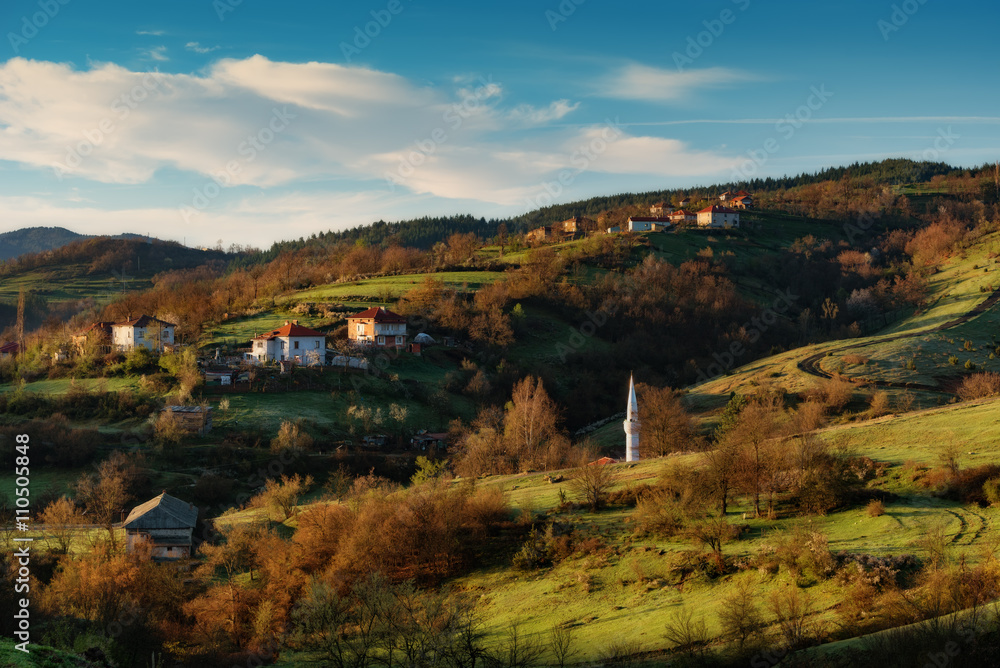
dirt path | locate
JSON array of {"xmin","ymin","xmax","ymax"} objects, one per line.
[{"xmin": 796, "ymin": 287, "xmax": 1000, "ymax": 392}]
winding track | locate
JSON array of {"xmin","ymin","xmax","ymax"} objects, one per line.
[{"xmin": 796, "ymin": 287, "xmax": 1000, "ymax": 392}]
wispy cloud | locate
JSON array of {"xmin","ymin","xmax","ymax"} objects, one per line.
[
  {"xmin": 506, "ymin": 100, "xmax": 579, "ymax": 125},
  {"xmin": 136, "ymin": 29, "xmax": 165, "ymax": 36},
  {"xmin": 597, "ymin": 63, "xmax": 751, "ymax": 102},
  {"xmin": 145, "ymin": 46, "xmax": 168, "ymax": 62},
  {"xmin": 185, "ymin": 42, "xmax": 220, "ymax": 54}
]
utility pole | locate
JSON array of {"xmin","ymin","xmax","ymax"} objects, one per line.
[{"xmin": 15, "ymin": 288, "xmax": 25, "ymax": 357}]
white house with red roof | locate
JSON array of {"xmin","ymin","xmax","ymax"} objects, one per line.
[
  {"xmin": 347, "ymin": 307, "xmax": 407, "ymax": 349},
  {"xmin": 112, "ymin": 315, "xmax": 176, "ymax": 353},
  {"xmin": 731, "ymin": 194, "xmax": 754, "ymax": 210},
  {"xmin": 697, "ymin": 205, "xmax": 741, "ymax": 229},
  {"xmin": 250, "ymin": 320, "xmax": 326, "ymax": 364}
]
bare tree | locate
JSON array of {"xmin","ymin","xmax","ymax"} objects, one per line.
[
  {"xmin": 569, "ymin": 457, "xmax": 618, "ymax": 511},
  {"xmin": 548, "ymin": 624, "xmax": 576, "ymax": 668}
]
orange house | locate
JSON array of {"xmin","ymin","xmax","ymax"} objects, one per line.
[{"xmin": 347, "ymin": 307, "xmax": 407, "ymax": 349}]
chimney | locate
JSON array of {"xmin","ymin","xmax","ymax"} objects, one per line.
[
  {"xmin": 284, "ymin": 321, "xmax": 290, "ymax": 326},
  {"xmin": 293, "ymin": 319, "xmax": 299, "ymax": 325}
]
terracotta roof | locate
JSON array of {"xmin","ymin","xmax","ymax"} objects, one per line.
[
  {"xmin": 123, "ymin": 492, "xmax": 198, "ymax": 530},
  {"xmin": 254, "ymin": 321, "xmax": 326, "ymax": 340},
  {"xmin": 347, "ymin": 307, "xmax": 406, "ymax": 324},
  {"xmin": 698, "ymin": 205, "xmax": 739, "ymax": 214},
  {"xmin": 116, "ymin": 315, "xmax": 176, "ymax": 328},
  {"xmin": 734, "ymin": 190, "xmax": 751, "ymax": 197},
  {"xmin": 589, "ymin": 457, "xmax": 619, "ymax": 466},
  {"xmin": 78, "ymin": 321, "xmax": 115, "ymax": 336},
  {"xmin": 733, "ymin": 195, "xmax": 752, "ymax": 201}
]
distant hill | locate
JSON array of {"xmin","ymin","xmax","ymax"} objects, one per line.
[
  {"xmin": 0, "ymin": 226, "xmax": 157, "ymax": 261},
  {"xmin": 0, "ymin": 226, "xmax": 89, "ymax": 260}
]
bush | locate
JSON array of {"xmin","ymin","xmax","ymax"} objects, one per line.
[
  {"xmin": 868, "ymin": 391, "xmax": 891, "ymax": 417},
  {"xmin": 983, "ymin": 478, "xmax": 1000, "ymax": 506},
  {"xmin": 866, "ymin": 499, "xmax": 886, "ymax": 517},
  {"xmin": 965, "ymin": 359, "xmax": 977, "ymax": 371},
  {"xmin": 957, "ymin": 372, "xmax": 1000, "ymax": 400},
  {"xmin": 949, "ymin": 356, "xmax": 959, "ymax": 366}
]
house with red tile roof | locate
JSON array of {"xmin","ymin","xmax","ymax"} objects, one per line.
[
  {"xmin": 731, "ymin": 194, "xmax": 754, "ymax": 210},
  {"xmin": 347, "ymin": 307, "xmax": 407, "ymax": 349},
  {"xmin": 668, "ymin": 209, "xmax": 696, "ymax": 224},
  {"xmin": 697, "ymin": 205, "xmax": 741, "ymax": 229},
  {"xmin": 250, "ymin": 320, "xmax": 326, "ymax": 364}
]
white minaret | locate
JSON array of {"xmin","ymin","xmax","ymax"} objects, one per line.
[{"xmin": 624, "ymin": 373, "xmax": 640, "ymax": 462}]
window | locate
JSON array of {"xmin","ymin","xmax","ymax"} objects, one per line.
[
  {"xmin": 357, "ymin": 324, "xmax": 365, "ymax": 334},
  {"xmin": 315, "ymin": 341, "xmax": 320, "ymax": 348},
  {"xmin": 396, "ymin": 336, "xmax": 403, "ymax": 345},
  {"xmin": 136, "ymin": 330, "xmax": 144, "ymax": 340},
  {"xmin": 294, "ymin": 341, "xmax": 300, "ymax": 349},
  {"xmin": 377, "ymin": 336, "xmax": 385, "ymax": 345}
]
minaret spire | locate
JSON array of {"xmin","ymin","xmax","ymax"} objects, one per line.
[{"xmin": 624, "ymin": 373, "xmax": 640, "ymax": 462}]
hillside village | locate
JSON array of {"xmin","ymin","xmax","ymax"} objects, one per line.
[{"xmin": 6, "ymin": 161, "xmax": 1000, "ymax": 666}]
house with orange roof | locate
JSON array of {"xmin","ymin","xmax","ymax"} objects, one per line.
[
  {"xmin": 347, "ymin": 307, "xmax": 407, "ymax": 349},
  {"xmin": 668, "ymin": 209, "xmax": 696, "ymax": 224},
  {"xmin": 250, "ymin": 320, "xmax": 326, "ymax": 364},
  {"xmin": 697, "ymin": 205, "xmax": 741, "ymax": 229}
]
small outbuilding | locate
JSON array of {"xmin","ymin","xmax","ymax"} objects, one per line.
[
  {"xmin": 123, "ymin": 492, "xmax": 198, "ymax": 560},
  {"xmin": 162, "ymin": 405, "xmax": 213, "ymax": 435}
]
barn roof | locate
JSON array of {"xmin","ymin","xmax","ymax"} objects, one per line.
[{"xmin": 123, "ymin": 492, "xmax": 198, "ymax": 530}]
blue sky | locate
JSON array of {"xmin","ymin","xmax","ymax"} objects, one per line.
[{"xmin": 0, "ymin": 0, "xmax": 997, "ymax": 248}]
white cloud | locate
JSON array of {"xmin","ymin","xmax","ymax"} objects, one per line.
[
  {"xmin": 506, "ymin": 99, "xmax": 579, "ymax": 125},
  {"xmin": 145, "ymin": 46, "xmax": 169, "ymax": 62},
  {"xmin": 136, "ymin": 30, "xmax": 165, "ymax": 36},
  {"xmin": 0, "ymin": 55, "xmax": 742, "ymax": 219},
  {"xmin": 598, "ymin": 63, "xmax": 749, "ymax": 102},
  {"xmin": 185, "ymin": 42, "xmax": 220, "ymax": 54}
]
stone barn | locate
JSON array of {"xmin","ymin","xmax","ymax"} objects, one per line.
[
  {"xmin": 123, "ymin": 492, "xmax": 198, "ymax": 560},
  {"xmin": 162, "ymin": 405, "xmax": 213, "ymax": 435}
]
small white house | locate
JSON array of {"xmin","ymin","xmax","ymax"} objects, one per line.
[
  {"xmin": 112, "ymin": 315, "xmax": 176, "ymax": 353},
  {"xmin": 628, "ymin": 216, "xmax": 673, "ymax": 232},
  {"xmin": 250, "ymin": 321, "xmax": 326, "ymax": 364},
  {"xmin": 697, "ymin": 206, "xmax": 741, "ymax": 229}
]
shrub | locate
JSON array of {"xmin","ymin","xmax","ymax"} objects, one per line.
[
  {"xmin": 957, "ymin": 372, "xmax": 1000, "ymax": 400},
  {"xmin": 866, "ymin": 499, "xmax": 886, "ymax": 517},
  {"xmin": 983, "ymin": 477, "xmax": 1000, "ymax": 506},
  {"xmin": 949, "ymin": 356, "xmax": 959, "ymax": 366},
  {"xmin": 868, "ymin": 391, "xmax": 891, "ymax": 417},
  {"xmin": 965, "ymin": 359, "xmax": 977, "ymax": 371}
]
